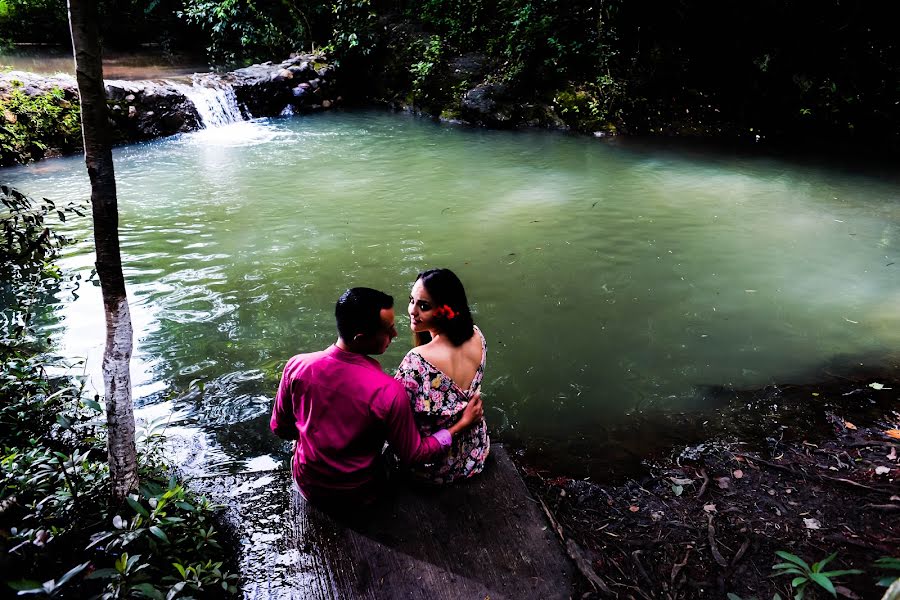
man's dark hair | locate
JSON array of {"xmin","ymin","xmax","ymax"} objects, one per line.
[{"xmin": 335, "ymin": 287, "xmax": 394, "ymax": 341}]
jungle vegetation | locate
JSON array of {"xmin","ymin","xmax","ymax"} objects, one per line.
[{"xmin": 1, "ymin": 0, "xmax": 898, "ymax": 149}]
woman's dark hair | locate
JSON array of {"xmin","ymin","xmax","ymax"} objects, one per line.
[
  {"xmin": 335, "ymin": 287, "xmax": 393, "ymax": 341},
  {"xmin": 413, "ymin": 268, "xmax": 475, "ymax": 347}
]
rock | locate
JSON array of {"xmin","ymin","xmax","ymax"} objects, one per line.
[
  {"xmin": 2, "ymin": 109, "xmax": 16, "ymax": 124},
  {"xmin": 460, "ymin": 83, "xmax": 513, "ymax": 127},
  {"xmin": 308, "ymin": 78, "xmax": 320, "ymax": 90},
  {"xmin": 128, "ymin": 105, "xmax": 136, "ymax": 118},
  {"xmin": 271, "ymin": 69, "xmax": 293, "ymax": 82},
  {"xmin": 125, "ymin": 94, "xmax": 135, "ymax": 102},
  {"xmin": 447, "ymin": 53, "xmax": 489, "ymax": 84},
  {"xmin": 321, "ymin": 99, "xmax": 332, "ymax": 108},
  {"xmin": 292, "ymin": 85, "xmax": 308, "ymax": 98}
]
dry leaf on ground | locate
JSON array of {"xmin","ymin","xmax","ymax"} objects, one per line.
[{"xmin": 803, "ymin": 518, "xmax": 822, "ymax": 529}]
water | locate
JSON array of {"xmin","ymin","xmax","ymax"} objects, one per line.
[
  {"xmin": 3, "ymin": 111, "xmax": 899, "ymax": 474},
  {"xmin": 0, "ymin": 46, "xmax": 209, "ymax": 79},
  {"xmin": 175, "ymin": 79, "xmax": 244, "ymax": 127}
]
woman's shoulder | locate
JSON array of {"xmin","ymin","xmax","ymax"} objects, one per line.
[
  {"xmin": 473, "ymin": 325, "xmax": 486, "ymax": 347},
  {"xmin": 399, "ymin": 347, "xmax": 427, "ymax": 367}
]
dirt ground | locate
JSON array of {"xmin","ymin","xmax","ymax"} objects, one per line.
[{"xmin": 516, "ymin": 364, "xmax": 900, "ymax": 599}]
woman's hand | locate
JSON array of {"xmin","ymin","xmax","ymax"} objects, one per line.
[{"xmin": 456, "ymin": 392, "xmax": 484, "ymax": 429}]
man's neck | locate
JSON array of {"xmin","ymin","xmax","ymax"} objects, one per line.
[{"xmin": 336, "ymin": 337, "xmax": 368, "ymax": 356}]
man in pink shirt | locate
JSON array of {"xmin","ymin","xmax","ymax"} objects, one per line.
[{"xmin": 271, "ymin": 287, "xmax": 483, "ymax": 510}]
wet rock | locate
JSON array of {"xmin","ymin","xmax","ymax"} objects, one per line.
[
  {"xmin": 272, "ymin": 68, "xmax": 293, "ymax": 81},
  {"xmin": 460, "ymin": 83, "xmax": 514, "ymax": 127},
  {"xmin": 106, "ymin": 80, "xmax": 201, "ymax": 140},
  {"xmin": 227, "ymin": 53, "xmax": 336, "ymax": 117},
  {"xmin": 287, "ymin": 65, "xmax": 310, "ymax": 78}
]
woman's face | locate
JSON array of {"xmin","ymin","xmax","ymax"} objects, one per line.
[{"xmin": 408, "ymin": 279, "xmax": 437, "ymax": 333}]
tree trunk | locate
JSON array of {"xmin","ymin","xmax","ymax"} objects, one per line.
[{"xmin": 67, "ymin": 0, "xmax": 138, "ymax": 504}]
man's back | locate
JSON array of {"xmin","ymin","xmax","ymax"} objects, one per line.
[{"xmin": 271, "ymin": 345, "xmax": 442, "ymax": 504}]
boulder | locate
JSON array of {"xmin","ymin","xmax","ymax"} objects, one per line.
[{"xmin": 460, "ymin": 83, "xmax": 513, "ymax": 127}]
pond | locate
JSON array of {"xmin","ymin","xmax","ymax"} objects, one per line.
[{"xmin": 3, "ymin": 111, "xmax": 899, "ymax": 476}]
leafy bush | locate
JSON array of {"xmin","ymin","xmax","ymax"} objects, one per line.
[
  {"xmin": 1, "ymin": 184, "xmax": 84, "ymax": 345},
  {"xmin": 0, "ymin": 85, "xmax": 82, "ymax": 166},
  {"xmin": 179, "ymin": 0, "xmax": 329, "ymax": 64},
  {"xmin": 1, "ymin": 186, "xmax": 239, "ymax": 598}
]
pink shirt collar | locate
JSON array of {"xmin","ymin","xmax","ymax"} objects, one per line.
[{"xmin": 325, "ymin": 344, "xmax": 383, "ymax": 370}]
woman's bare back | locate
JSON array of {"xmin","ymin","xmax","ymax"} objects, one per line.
[{"xmin": 416, "ymin": 328, "xmax": 484, "ymax": 391}]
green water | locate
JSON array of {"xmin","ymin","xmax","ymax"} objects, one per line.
[{"xmin": 3, "ymin": 111, "xmax": 899, "ymax": 473}]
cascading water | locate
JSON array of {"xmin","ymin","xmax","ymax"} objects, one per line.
[{"xmin": 175, "ymin": 77, "xmax": 245, "ymax": 128}]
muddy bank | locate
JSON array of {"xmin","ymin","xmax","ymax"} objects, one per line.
[{"xmin": 514, "ymin": 364, "xmax": 900, "ymax": 599}]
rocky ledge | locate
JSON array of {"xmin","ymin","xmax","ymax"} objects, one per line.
[{"xmin": 0, "ymin": 53, "xmax": 339, "ymax": 166}]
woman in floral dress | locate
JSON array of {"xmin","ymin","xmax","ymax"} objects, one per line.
[{"xmin": 394, "ymin": 268, "xmax": 489, "ymax": 484}]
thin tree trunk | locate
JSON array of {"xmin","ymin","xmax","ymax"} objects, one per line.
[{"xmin": 67, "ymin": 0, "xmax": 138, "ymax": 504}]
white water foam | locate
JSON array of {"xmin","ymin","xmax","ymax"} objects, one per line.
[{"xmin": 175, "ymin": 78, "xmax": 244, "ymax": 128}]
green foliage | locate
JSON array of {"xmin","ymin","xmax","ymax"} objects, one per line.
[
  {"xmin": 179, "ymin": 0, "xmax": 326, "ymax": 64},
  {"xmin": 410, "ymin": 35, "xmax": 444, "ymax": 104},
  {"xmin": 875, "ymin": 557, "xmax": 900, "ymax": 587},
  {"xmin": 328, "ymin": 0, "xmax": 378, "ymax": 60},
  {"xmin": 0, "ymin": 0, "xmax": 69, "ymax": 45},
  {"xmin": 1, "ymin": 189, "xmax": 238, "ymax": 598},
  {"xmin": 772, "ymin": 551, "xmax": 863, "ymax": 599},
  {"xmin": 553, "ymin": 76, "xmax": 623, "ymax": 132},
  {"xmin": 0, "ymin": 85, "xmax": 82, "ymax": 166},
  {"xmin": 1, "ymin": 185, "xmax": 84, "ymax": 346}
]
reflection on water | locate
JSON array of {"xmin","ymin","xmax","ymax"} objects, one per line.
[
  {"xmin": 3, "ymin": 111, "xmax": 899, "ymax": 474},
  {"xmin": 0, "ymin": 46, "xmax": 210, "ymax": 79}
]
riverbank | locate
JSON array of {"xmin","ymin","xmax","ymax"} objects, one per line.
[{"xmin": 516, "ymin": 364, "xmax": 900, "ymax": 599}]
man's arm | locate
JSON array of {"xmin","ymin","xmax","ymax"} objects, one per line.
[
  {"xmin": 270, "ymin": 361, "xmax": 299, "ymax": 441},
  {"xmin": 383, "ymin": 388, "xmax": 483, "ymax": 465}
]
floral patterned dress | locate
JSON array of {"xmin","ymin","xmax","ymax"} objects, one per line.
[{"xmin": 394, "ymin": 326, "xmax": 490, "ymax": 484}]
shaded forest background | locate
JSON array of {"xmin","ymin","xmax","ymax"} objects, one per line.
[{"xmin": 1, "ymin": 0, "xmax": 897, "ymax": 152}]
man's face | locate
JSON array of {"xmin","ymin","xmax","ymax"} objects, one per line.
[{"xmin": 364, "ymin": 307, "xmax": 398, "ymax": 355}]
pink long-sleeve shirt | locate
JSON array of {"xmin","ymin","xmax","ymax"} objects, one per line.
[{"xmin": 271, "ymin": 345, "xmax": 450, "ymax": 503}]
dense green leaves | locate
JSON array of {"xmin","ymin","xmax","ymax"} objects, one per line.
[
  {"xmin": 0, "ymin": 85, "xmax": 82, "ymax": 167},
  {"xmin": 1, "ymin": 189, "xmax": 238, "ymax": 598}
]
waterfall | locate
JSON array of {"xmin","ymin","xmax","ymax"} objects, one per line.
[{"xmin": 176, "ymin": 78, "xmax": 244, "ymax": 128}]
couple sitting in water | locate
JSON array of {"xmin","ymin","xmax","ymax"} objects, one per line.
[{"xmin": 269, "ymin": 268, "xmax": 489, "ymax": 511}]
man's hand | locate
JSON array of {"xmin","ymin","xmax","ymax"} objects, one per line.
[{"xmin": 449, "ymin": 392, "xmax": 484, "ymax": 435}]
